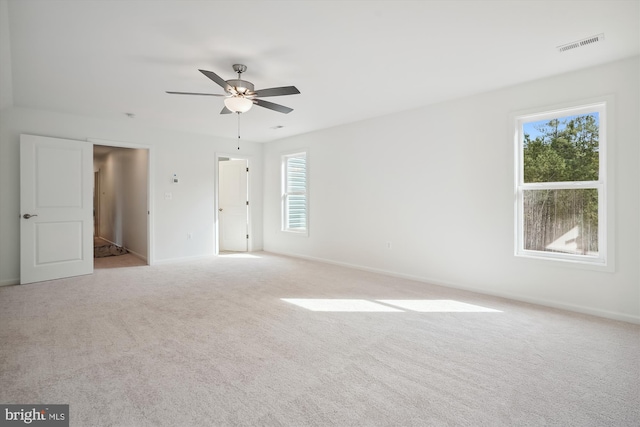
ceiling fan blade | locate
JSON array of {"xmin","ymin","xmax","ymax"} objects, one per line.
[
  {"xmin": 166, "ymin": 91, "xmax": 225, "ymax": 96},
  {"xmin": 254, "ymin": 99, "xmax": 293, "ymax": 114},
  {"xmin": 199, "ymin": 69, "xmax": 231, "ymax": 92},
  {"xmin": 220, "ymin": 106, "xmax": 233, "ymax": 114},
  {"xmin": 253, "ymin": 86, "xmax": 300, "ymax": 97}
]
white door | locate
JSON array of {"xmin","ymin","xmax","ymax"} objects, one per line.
[
  {"xmin": 20, "ymin": 134, "xmax": 94, "ymax": 284},
  {"xmin": 219, "ymin": 159, "xmax": 248, "ymax": 252}
]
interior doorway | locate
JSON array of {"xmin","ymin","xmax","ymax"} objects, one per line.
[
  {"xmin": 218, "ymin": 157, "xmax": 249, "ymax": 253},
  {"xmin": 93, "ymin": 144, "xmax": 150, "ymax": 266}
]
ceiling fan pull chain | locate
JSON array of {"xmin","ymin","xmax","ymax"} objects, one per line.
[{"xmin": 237, "ymin": 112, "xmax": 241, "ymax": 150}]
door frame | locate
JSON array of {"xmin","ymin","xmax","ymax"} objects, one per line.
[
  {"xmin": 88, "ymin": 138, "xmax": 155, "ymax": 265},
  {"xmin": 94, "ymin": 170, "xmax": 100, "ymax": 237},
  {"xmin": 215, "ymin": 152, "xmax": 252, "ymax": 255}
]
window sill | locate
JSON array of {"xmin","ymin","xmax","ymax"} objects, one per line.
[
  {"xmin": 282, "ymin": 229, "xmax": 308, "ymax": 237},
  {"xmin": 515, "ymin": 252, "xmax": 613, "ymax": 273}
]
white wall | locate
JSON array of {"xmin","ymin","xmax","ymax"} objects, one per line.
[
  {"xmin": 120, "ymin": 148, "xmax": 149, "ymax": 258},
  {"xmin": 0, "ymin": 0, "xmax": 13, "ymax": 110},
  {"xmin": 0, "ymin": 107, "xmax": 264, "ymax": 284},
  {"xmin": 263, "ymin": 57, "xmax": 640, "ymax": 323},
  {"xmin": 95, "ymin": 147, "xmax": 148, "ymax": 259}
]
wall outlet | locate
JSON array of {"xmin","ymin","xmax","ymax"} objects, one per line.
[{"xmin": 164, "ymin": 192, "xmax": 172, "ymax": 200}]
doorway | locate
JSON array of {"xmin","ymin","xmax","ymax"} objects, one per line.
[
  {"xmin": 217, "ymin": 156, "xmax": 249, "ymax": 253},
  {"xmin": 93, "ymin": 144, "xmax": 150, "ymax": 266}
]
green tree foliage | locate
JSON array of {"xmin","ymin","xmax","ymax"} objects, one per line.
[
  {"xmin": 522, "ymin": 114, "xmax": 599, "ymax": 255},
  {"xmin": 523, "ymin": 115, "xmax": 599, "ymax": 183}
]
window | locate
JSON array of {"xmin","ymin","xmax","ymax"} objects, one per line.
[
  {"xmin": 515, "ymin": 102, "xmax": 607, "ymax": 265},
  {"xmin": 282, "ymin": 152, "xmax": 307, "ymax": 233}
]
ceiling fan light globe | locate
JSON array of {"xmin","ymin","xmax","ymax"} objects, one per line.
[{"xmin": 224, "ymin": 96, "xmax": 253, "ymax": 113}]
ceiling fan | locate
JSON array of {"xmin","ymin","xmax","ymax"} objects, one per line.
[{"xmin": 166, "ymin": 64, "xmax": 300, "ymax": 114}]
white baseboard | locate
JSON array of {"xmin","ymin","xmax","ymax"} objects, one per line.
[
  {"xmin": 0, "ymin": 278, "xmax": 19, "ymax": 286},
  {"xmin": 123, "ymin": 247, "xmax": 147, "ymax": 263},
  {"xmin": 265, "ymin": 249, "xmax": 640, "ymax": 325},
  {"xmin": 153, "ymin": 254, "xmax": 215, "ymax": 265},
  {"xmin": 96, "ymin": 236, "xmax": 117, "ymax": 246}
]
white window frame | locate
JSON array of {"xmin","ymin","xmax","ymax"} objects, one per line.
[
  {"xmin": 514, "ymin": 101, "xmax": 608, "ymax": 267},
  {"xmin": 281, "ymin": 151, "xmax": 308, "ymax": 235}
]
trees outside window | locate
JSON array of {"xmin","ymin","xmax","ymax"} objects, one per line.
[{"xmin": 515, "ymin": 103, "xmax": 606, "ymax": 265}]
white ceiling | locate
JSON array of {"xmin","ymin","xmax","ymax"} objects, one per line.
[{"xmin": 4, "ymin": 0, "xmax": 639, "ymax": 142}]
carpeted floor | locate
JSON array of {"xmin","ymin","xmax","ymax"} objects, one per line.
[
  {"xmin": 94, "ymin": 253, "xmax": 147, "ymax": 269},
  {"xmin": 0, "ymin": 252, "xmax": 638, "ymax": 426},
  {"xmin": 93, "ymin": 237, "xmax": 145, "ymax": 268}
]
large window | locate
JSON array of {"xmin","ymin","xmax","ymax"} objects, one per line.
[
  {"xmin": 282, "ymin": 152, "xmax": 307, "ymax": 234},
  {"xmin": 515, "ymin": 102, "xmax": 607, "ymax": 265}
]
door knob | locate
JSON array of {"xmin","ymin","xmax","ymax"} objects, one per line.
[
  {"xmin": 218, "ymin": 208, "xmax": 223, "ymax": 212},
  {"xmin": 23, "ymin": 214, "xmax": 38, "ymax": 219}
]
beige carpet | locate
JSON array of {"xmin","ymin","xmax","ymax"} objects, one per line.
[
  {"xmin": 94, "ymin": 253, "xmax": 147, "ymax": 269},
  {"xmin": 0, "ymin": 252, "xmax": 638, "ymax": 426}
]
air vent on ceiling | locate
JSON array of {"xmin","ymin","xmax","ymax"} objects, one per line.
[{"xmin": 557, "ymin": 33, "xmax": 605, "ymax": 53}]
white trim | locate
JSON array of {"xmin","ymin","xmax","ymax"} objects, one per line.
[
  {"xmin": 512, "ymin": 99, "xmax": 612, "ymax": 269},
  {"xmin": 266, "ymin": 250, "xmax": 639, "ymax": 325},
  {"xmin": 152, "ymin": 254, "xmax": 215, "ymax": 265},
  {"xmin": 123, "ymin": 247, "xmax": 147, "ymax": 263},
  {"xmin": 0, "ymin": 278, "xmax": 19, "ymax": 286},
  {"xmin": 88, "ymin": 137, "xmax": 155, "ymax": 265}
]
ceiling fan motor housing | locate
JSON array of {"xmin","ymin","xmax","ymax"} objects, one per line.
[{"xmin": 226, "ymin": 79, "xmax": 254, "ymax": 95}]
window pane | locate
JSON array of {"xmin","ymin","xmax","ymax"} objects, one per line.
[
  {"xmin": 523, "ymin": 189, "xmax": 598, "ymax": 255},
  {"xmin": 283, "ymin": 153, "xmax": 307, "ymax": 232},
  {"xmin": 522, "ymin": 113, "xmax": 599, "ymax": 183},
  {"xmin": 286, "ymin": 156, "xmax": 306, "ymax": 193},
  {"xmin": 287, "ymin": 194, "xmax": 307, "ymax": 229}
]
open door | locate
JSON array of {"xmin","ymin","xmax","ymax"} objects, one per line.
[
  {"xmin": 20, "ymin": 134, "xmax": 94, "ymax": 284},
  {"xmin": 219, "ymin": 159, "xmax": 248, "ymax": 252}
]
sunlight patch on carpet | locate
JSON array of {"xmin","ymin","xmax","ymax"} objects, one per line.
[
  {"xmin": 218, "ymin": 253, "xmax": 262, "ymax": 259},
  {"xmin": 377, "ymin": 299, "xmax": 502, "ymax": 313},
  {"xmin": 281, "ymin": 299, "xmax": 502, "ymax": 313},
  {"xmin": 281, "ymin": 298, "xmax": 403, "ymax": 312}
]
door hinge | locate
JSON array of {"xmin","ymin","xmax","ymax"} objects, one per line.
[
  {"xmin": 246, "ymin": 201, "xmax": 249, "ymax": 206},
  {"xmin": 246, "ymin": 234, "xmax": 249, "ymax": 239},
  {"xmin": 246, "ymin": 167, "xmax": 249, "ymax": 172}
]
